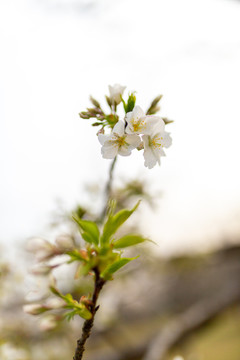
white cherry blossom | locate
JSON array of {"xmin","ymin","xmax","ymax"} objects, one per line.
[
  {"xmin": 142, "ymin": 122, "xmax": 172, "ymax": 169},
  {"xmin": 125, "ymin": 105, "xmax": 162, "ymax": 135},
  {"xmin": 98, "ymin": 121, "xmax": 141, "ymax": 159},
  {"xmin": 108, "ymin": 84, "xmax": 126, "ymax": 105}
]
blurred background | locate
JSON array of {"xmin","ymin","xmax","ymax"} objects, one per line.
[{"xmin": 1, "ymin": 0, "xmax": 240, "ymax": 359}]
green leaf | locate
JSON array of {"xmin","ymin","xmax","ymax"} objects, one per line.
[
  {"xmin": 101, "ymin": 201, "xmax": 140, "ymax": 246},
  {"xmin": 65, "ymin": 305, "xmax": 92, "ymax": 321},
  {"xmin": 73, "ymin": 216, "xmax": 99, "ymax": 246},
  {"xmin": 67, "ymin": 249, "xmax": 88, "ymax": 263},
  {"xmin": 101, "ymin": 257, "xmax": 138, "ymax": 280},
  {"xmin": 78, "ymin": 306, "xmax": 92, "ymax": 320},
  {"xmin": 113, "ymin": 234, "xmax": 147, "ymax": 249},
  {"xmin": 75, "ymin": 262, "xmax": 92, "ymax": 278}
]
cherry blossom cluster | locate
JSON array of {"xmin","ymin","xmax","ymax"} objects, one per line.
[
  {"xmin": 99, "ymin": 104, "xmax": 172, "ymax": 169},
  {"xmin": 80, "ymin": 84, "xmax": 172, "ymax": 169}
]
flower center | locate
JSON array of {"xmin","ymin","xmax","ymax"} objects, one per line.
[
  {"xmin": 112, "ymin": 134, "xmax": 126, "ymax": 147},
  {"xmin": 149, "ymin": 136, "xmax": 163, "ymax": 149},
  {"xmin": 132, "ymin": 118, "xmax": 145, "ymax": 132}
]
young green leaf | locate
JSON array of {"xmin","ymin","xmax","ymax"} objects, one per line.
[
  {"xmin": 67, "ymin": 249, "xmax": 89, "ymax": 263},
  {"xmin": 101, "ymin": 201, "xmax": 140, "ymax": 246},
  {"xmin": 113, "ymin": 234, "xmax": 147, "ymax": 249},
  {"xmin": 101, "ymin": 256, "xmax": 138, "ymax": 280},
  {"xmin": 73, "ymin": 216, "xmax": 99, "ymax": 246},
  {"xmin": 65, "ymin": 305, "xmax": 92, "ymax": 321}
]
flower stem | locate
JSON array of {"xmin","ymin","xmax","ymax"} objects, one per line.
[
  {"xmin": 73, "ymin": 268, "xmax": 105, "ymax": 360},
  {"xmin": 99, "ymin": 156, "xmax": 117, "ymax": 222}
]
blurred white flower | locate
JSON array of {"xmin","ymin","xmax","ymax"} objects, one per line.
[
  {"xmin": 0, "ymin": 343, "xmax": 28, "ymax": 360},
  {"xmin": 45, "ymin": 297, "xmax": 65, "ymax": 309},
  {"xmin": 40, "ymin": 314, "xmax": 58, "ymax": 331},
  {"xmin": 108, "ymin": 84, "xmax": 126, "ymax": 105},
  {"xmin": 173, "ymin": 357, "xmax": 184, "ymax": 360},
  {"xmin": 125, "ymin": 105, "xmax": 161, "ymax": 135},
  {"xmin": 142, "ymin": 122, "xmax": 172, "ymax": 169},
  {"xmin": 98, "ymin": 121, "xmax": 141, "ymax": 159},
  {"xmin": 25, "ymin": 276, "xmax": 51, "ymax": 301},
  {"xmin": 26, "ymin": 238, "xmax": 56, "ymax": 260}
]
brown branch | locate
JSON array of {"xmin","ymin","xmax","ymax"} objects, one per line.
[{"xmin": 73, "ymin": 268, "xmax": 105, "ymax": 360}]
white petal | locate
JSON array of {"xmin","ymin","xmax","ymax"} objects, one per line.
[
  {"xmin": 143, "ymin": 116, "xmax": 165, "ymax": 135},
  {"xmin": 152, "ymin": 146, "xmax": 165, "ymax": 160},
  {"xmin": 142, "ymin": 135, "xmax": 159, "ymax": 169},
  {"xmin": 132, "ymin": 105, "xmax": 145, "ymax": 119},
  {"xmin": 143, "ymin": 147, "xmax": 158, "ymax": 169},
  {"xmin": 101, "ymin": 144, "xmax": 118, "ymax": 159},
  {"xmin": 125, "ymin": 110, "xmax": 133, "ymax": 126},
  {"xmin": 125, "ymin": 134, "xmax": 141, "ymax": 148},
  {"xmin": 98, "ymin": 134, "xmax": 109, "ymax": 145},
  {"xmin": 118, "ymin": 146, "xmax": 132, "ymax": 156},
  {"xmin": 162, "ymin": 132, "xmax": 172, "ymax": 148},
  {"xmin": 112, "ymin": 120, "xmax": 125, "ymax": 136}
]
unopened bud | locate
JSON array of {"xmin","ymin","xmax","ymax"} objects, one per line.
[
  {"xmin": 55, "ymin": 235, "xmax": 74, "ymax": 251},
  {"xmin": 89, "ymin": 96, "xmax": 101, "ymax": 108},
  {"xmin": 30, "ymin": 264, "xmax": 53, "ymax": 276},
  {"xmin": 108, "ymin": 84, "xmax": 126, "ymax": 105},
  {"xmin": 97, "ymin": 127, "xmax": 105, "ymax": 136},
  {"xmin": 26, "ymin": 238, "xmax": 56, "ymax": 260},
  {"xmin": 23, "ymin": 303, "xmax": 46, "ymax": 315},
  {"xmin": 79, "ymin": 112, "xmax": 90, "ymax": 119}
]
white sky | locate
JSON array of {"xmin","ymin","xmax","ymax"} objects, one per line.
[{"xmin": 1, "ymin": 0, "xmax": 240, "ymax": 255}]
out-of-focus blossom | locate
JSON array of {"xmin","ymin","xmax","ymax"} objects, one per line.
[
  {"xmin": 0, "ymin": 343, "xmax": 28, "ymax": 360},
  {"xmin": 98, "ymin": 121, "xmax": 141, "ymax": 158},
  {"xmin": 26, "ymin": 238, "xmax": 56, "ymax": 260},
  {"xmin": 45, "ymin": 297, "xmax": 65, "ymax": 309},
  {"xmin": 30, "ymin": 264, "xmax": 53, "ymax": 276},
  {"xmin": 108, "ymin": 84, "xmax": 126, "ymax": 105},
  {"xmin": 25, "ymin": 276, "xmax": 51, "ymax": 301},
  {"xmin": 39, "ymin": 314, "xmax": 58, "ymax": 331},
  {"xmin": 55, "ymin": 234, "xmax": 75, "ymax": 251}
]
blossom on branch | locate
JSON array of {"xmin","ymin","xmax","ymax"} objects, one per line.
[
  {"xmin": 142, "ymin": 122, "xmax": 172, "ymax": 169},
  {"xmin": 125, "ymin": 105, "xmax": 161, "ymax": 135},
  {"xmin": 98, "ymin": 120, "xmax": 141, "ymax": 159}
]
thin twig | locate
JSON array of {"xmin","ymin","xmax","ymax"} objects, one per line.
[{"xmin": 73, "ymin": 269, "xmax": 105, "ymax": 360}]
